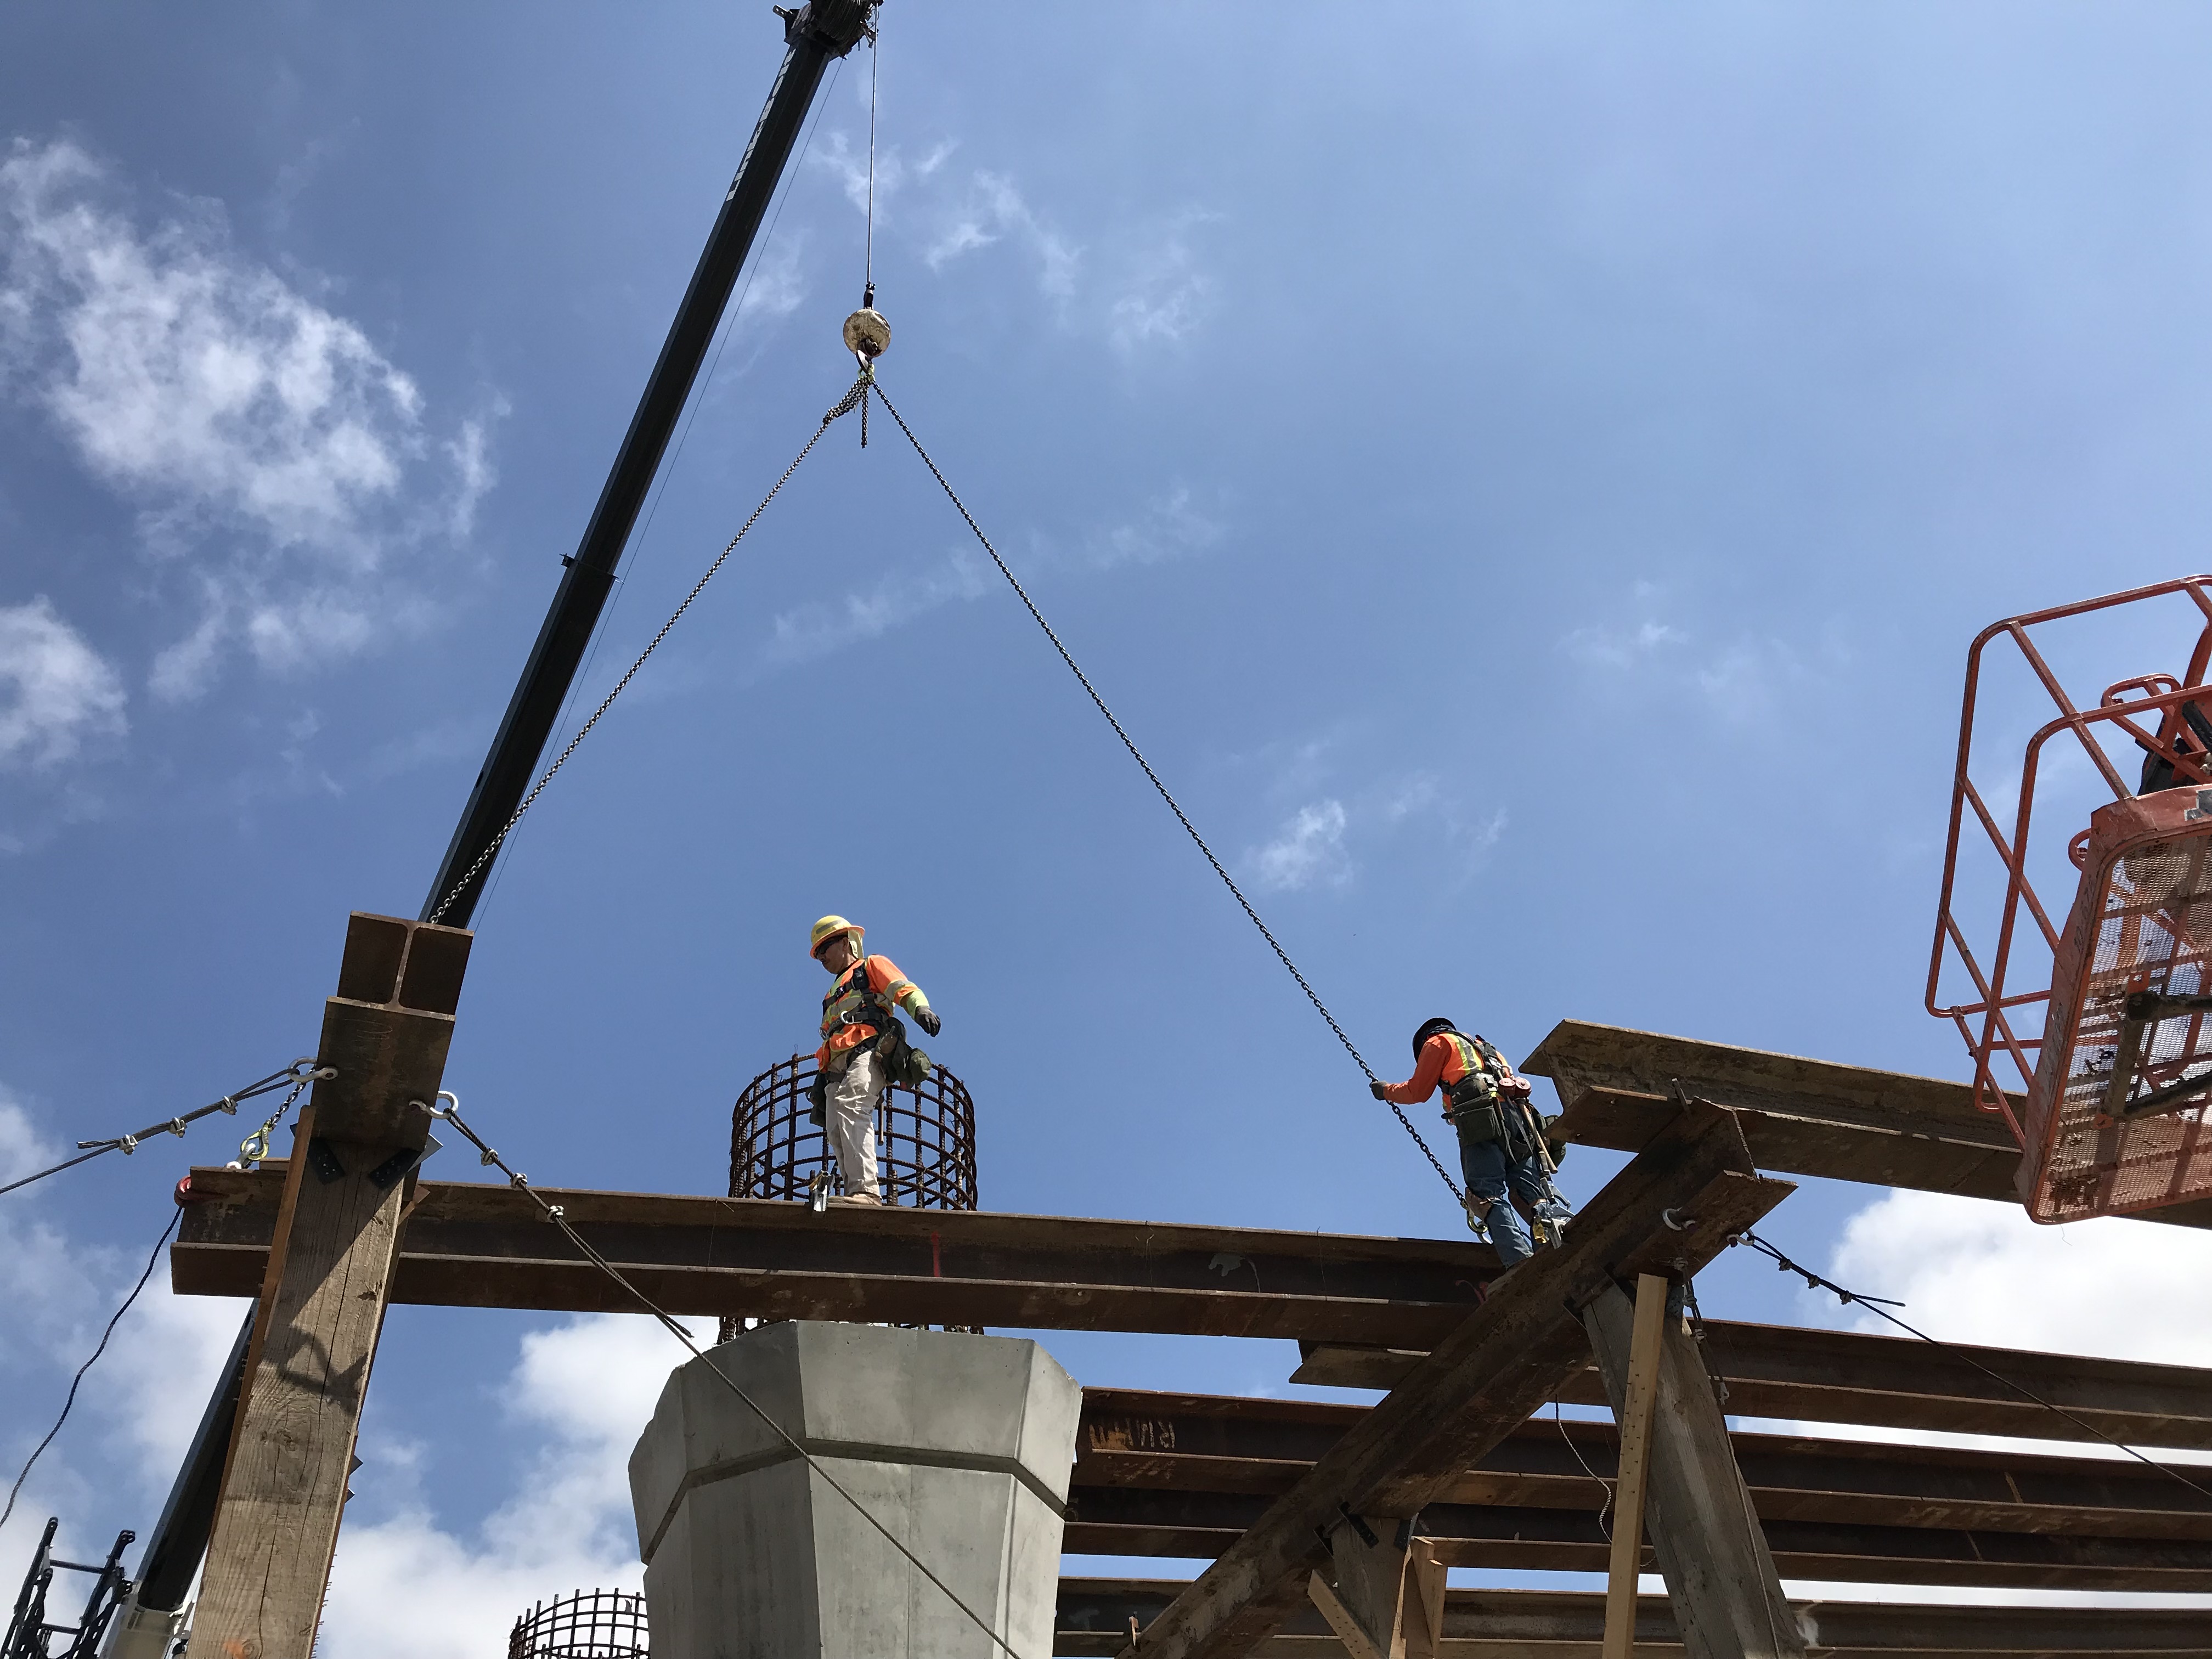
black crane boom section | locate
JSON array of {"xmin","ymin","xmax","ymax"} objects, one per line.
[{"xmin": 421, "ymin": 0, "xmax": 871, "ymax": 927}]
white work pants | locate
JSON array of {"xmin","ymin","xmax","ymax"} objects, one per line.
[{"xmin": 827, "ymin": 1046, "xmax": 884, "ymax": 1200}]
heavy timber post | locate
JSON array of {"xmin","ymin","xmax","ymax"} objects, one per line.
[
  {"xmin": 186, "ymin": 915, "xmax": 469, "ymax": 1659},
  {"xmin": 1583, "ymin": 1278, "xmax": 1804, "ymax": 1659}
]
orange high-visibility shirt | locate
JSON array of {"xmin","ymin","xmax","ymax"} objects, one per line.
[{"xmin": 1380, "ymin": 1032, "xmax": 1491, "ymax": 1107}]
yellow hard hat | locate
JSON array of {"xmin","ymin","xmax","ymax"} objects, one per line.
[{"xmin": 809, "ymin": 915, "xmax": 862, "ymax": 958}]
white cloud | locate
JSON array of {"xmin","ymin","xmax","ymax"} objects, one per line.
[
  {"xmin": 810, "ymin": 130, "xmax": 955, "ymax": 223},
  {"xmin": 762, "ymin": 546, "xmax": 992, "ymax": 669},
  {"xmin": 0, "ymin": 597, "xmax": 126, "ymax": 769},
  {"xmin": 925, "ymin": 172, "xmax": 1079, "ymax": 301},
  {"xmin": 1564, "ymin": 617, "xmax": 1685, "ymax": 668},
  {"xmin": 1825, "ymin": 1188, "xmax": 2212, "ymax": 1367},
  {"xmin": 321, "ymin": 1312, "xmax": 708, "ymax": 1659},
  {"xmin": 0, "ymin": 138, "xmax": 494, "ymax": 699},
  {"xmin": 1085, "ymin": 487, "xmax": 1223, "ymax": 569},
  {"xmin": 1107, "ymin": 215, "xmax": 1218, "ymax": 354},
  {"xmin": 1249, "ymin": 799, "xmax": 1351, "ymax": 893}
]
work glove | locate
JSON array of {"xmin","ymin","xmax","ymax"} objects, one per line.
[
  {"xmin": 1369, "ymin": 1081, "xmax": 1390, "ymax": 1101},
  {"xmin": 806, "ymin": 1075, "xmax": 828, "ymax": 1126},
  {"xmin": 913, "ymin": 1007, "xmax": 942, "ymax": 1037}
]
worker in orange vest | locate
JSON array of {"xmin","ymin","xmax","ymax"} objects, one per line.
[
  {"xmin": 1373, "ymin": 1018, "xmax": 1561, "ymax": 1266},
  {"xmin": 807, "ymin": 915, "xmax": 941, "ymax": 1206}
]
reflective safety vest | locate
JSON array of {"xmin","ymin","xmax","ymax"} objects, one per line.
[{"xmin": 821, "ymin": 959, "xmax": 896, "ymax": 1049}]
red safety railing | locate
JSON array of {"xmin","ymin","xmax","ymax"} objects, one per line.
[{"xmin": 1928, "ymin": 574, "xmax": 2212, "ymax": 1219}]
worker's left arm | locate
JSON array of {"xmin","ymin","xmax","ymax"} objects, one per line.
[
  {"xmin": 867, "ymin": 955, "xmax": 942, "ymax": 1034},
  {"xmin": 1372, "ymin": 1036, "xmax": 1451, "ymax": 1107}
]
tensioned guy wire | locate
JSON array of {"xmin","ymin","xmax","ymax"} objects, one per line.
[{"xmin": 866, "ymin": 378, "xmax": 1467, "ymax": 1205}]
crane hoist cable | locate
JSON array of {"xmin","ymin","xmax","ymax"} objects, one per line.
[{"xmin": 866, "ymin": 380, "xmax": 1467, "ymax": 1206}]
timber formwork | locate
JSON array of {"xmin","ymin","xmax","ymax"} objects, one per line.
[{"xmin": 168, "ymin": 1024, "xmax": 2212, "ymax": 1658}]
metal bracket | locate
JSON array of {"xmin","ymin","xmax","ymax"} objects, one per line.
[{"xmin": 307, "ymin": 1139, "xmax": 347, "ymax": 1184}]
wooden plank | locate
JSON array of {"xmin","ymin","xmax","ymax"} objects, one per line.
[
  {"xmin": 1520, "ymin": 1020, "xmax": 2212, "ymax": 1229},
  {"xmin": 1289, "ymin": 1321, "xmax": 2212, "ymax": 1451},
  {"xmin": 1059, "ymin": 1579, "xmax": 2212, "ymax": 1657},
  {"xmin": 1598, "ymin": 1276, "xmax": 1667, "ymax": 1659},
  {"xmin": 1118, "ymin": 1105, "xmax": 1792, "ymax": 1659},
  {"xmin": 1586, "ymin": 1282, "xmax": 1803, "ymax": 1659},
  {"xmin": 187, "ymin": 1122, "xmax": 413, "ymax": 1659},
  {"xmin": 186, "ymin": 912, "xmax": 468, "ymax": 1659}
]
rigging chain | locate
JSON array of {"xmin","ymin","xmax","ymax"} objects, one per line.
[{"xmin": 867, "ymin": 379, "xmax": 1467, "ymax": 1206}]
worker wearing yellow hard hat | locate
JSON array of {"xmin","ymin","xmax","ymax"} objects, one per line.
[{"xmin": 807, "ymin": 915, "xmax": 941, "ymax": 1206}]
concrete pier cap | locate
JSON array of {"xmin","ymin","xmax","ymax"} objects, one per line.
[{"xmin": 629, "ymin": 1322, "xmax": 1081, "ymax": 1659}]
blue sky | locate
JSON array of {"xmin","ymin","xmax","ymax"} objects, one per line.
[{"xmin": 6, "ymin": 3, "xmax": 2212, "ymax": 1650}]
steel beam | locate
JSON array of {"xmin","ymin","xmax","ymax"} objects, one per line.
[
  {"xmin": 1291, "ymin": 1321, "xmax": 2212, "ymax": 1450},
  {"xmin": 174, "ymin": 1169, "xmax": 2212, "ymax": 1451},
  {"xmin": 1074, "ymin": 1389, "xmax": 2212, "ymax": 1540},
  {"xmin": 1521, "ymin": 1020, "xmax": 2212, "ymax": 1231},
  {"xmin": 172, "ymin": 1169, "xmax": 1499, "ymax": 1344},
  {"xmin": 1057, "ymin": 1579, "xmax": 2212, "ymax": 1657}
]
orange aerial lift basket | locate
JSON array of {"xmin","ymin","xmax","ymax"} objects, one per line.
[{"xmin": 1930, "ymin": 575, "xmax": 2212, "ymax": 1223}]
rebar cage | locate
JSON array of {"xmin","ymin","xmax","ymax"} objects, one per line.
[
  {"xmin": 507, "ymin": 1589, "xmax": 647, "ymax": 1659},
  {"xmin": 728, "ymin": 1052, "xmax": 978, "ymax": 1210},
  {"xmin": 1928, "ymin": 574, "xmax": 2212, "ymax": 1221},
  {"xmin": 723, "ymin": 1053, "xmax": 980, "ymax": 1342}
]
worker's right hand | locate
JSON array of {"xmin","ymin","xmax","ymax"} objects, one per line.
[
  {"xmin": 1369, "ymin": 1081, "xmax": 1390, "ymax": 1101},
  {"xmin": 914, "ymin": 1007, "xmax": 943, "ymax": 1037}
]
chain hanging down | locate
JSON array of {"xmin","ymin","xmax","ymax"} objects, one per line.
[{"xmin": 865, "ymin": 379, "xmax": 1466, "ymax": 1206}]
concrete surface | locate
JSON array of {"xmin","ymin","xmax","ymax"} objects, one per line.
[{"xmin": 629, "ymin": 1322, "xmax": 1080, "ymax": 1659}]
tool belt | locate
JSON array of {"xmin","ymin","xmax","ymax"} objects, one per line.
[{"xmin": 1444, "ymin": 1073, "xmax": 1541, "ymax": 1163}]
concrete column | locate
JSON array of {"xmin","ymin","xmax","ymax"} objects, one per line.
[{"xmin": 629, "ymin": 1322, "xmax": 1081, "ymax": 1659}]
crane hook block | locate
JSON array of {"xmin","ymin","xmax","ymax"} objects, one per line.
[{"xmin": 843, "ymin": 307, "xmax": 891, "ymax": 363}]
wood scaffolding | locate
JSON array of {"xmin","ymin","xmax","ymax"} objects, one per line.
[{"xmin": 166, "ymin": 931, "xmax": 2212, "ymax": 1657}]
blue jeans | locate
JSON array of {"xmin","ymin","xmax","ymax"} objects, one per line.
[{"xmin": 1458, "ymin": 1132, "xmax": 1553, "ymax": 1267}]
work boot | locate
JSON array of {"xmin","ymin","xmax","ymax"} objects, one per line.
[{"xmin": 828, "ymin": 1192, "xmax": 882, "ymax": 1207}]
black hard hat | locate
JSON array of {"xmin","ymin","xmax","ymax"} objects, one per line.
[{"xmin": 1412, "ymin": 1017, "xmax": 1457, "ymax": 1059}]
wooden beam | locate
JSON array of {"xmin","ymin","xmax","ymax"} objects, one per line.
[
  {"xmin": 1520, "ymin": 1020, "xmax": 2212, "ymax": 1231},
  {"xmin": 187, "ymin": 913, "xmax": 468, "ymax": 1659},
  {"xmin": 1585, "ymin": 1280, "xmax": 1803, "ymax": 1659},
  {"xmin": 1597, "ymin": 1276, "xmax": 1667, "ymax": 1659},
  {"xmin": 1116, "ymin": 1104, "xmax": 1792, "ymax": 1659}
]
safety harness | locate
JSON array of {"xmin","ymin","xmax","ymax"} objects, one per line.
[
  {"xmin": 821, "ymin": 960, "xmax": 895, "ymax": 1048},
  {"xmin": 1438, "ymin": 1029, "xmax": 1543, "ymax": 1162}
]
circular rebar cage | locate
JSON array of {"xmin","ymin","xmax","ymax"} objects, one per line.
[
  {"xmin": 507, "ymin": 1589, "xmax": 647, "ymax": 1659},
  {"xmin": 729, "ymin": 1053, "xmax": 979, "ymax": 1211}
]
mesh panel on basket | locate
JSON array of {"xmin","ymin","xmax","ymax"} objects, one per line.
[
  {"xmin": 719, "ymin": 1053, "xmax": 979, "ymax": 1341},
  {"xmin": 507, "ymin": 1589, "xmax": 647, "ymax": 1659},
  {"xmin": 2033, "ymin": 831, "xmax": 2212, "ymax": 1222}
]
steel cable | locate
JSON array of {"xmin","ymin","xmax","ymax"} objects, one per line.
[
  {"xmin": 867, "ymin": 379, "xmax": 1466, "ymax": 1205},
  {"xmin": 1733, "ymin": 1227, "xmax": 2212, "ymax": 1503},
  {"xmin": 0, "ymin": 1209, "xmax": 180, "ymax": 1533},
  {"xmin": 0, "ymin": 1060, "xmax": 326, "ymax": 1200}
]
